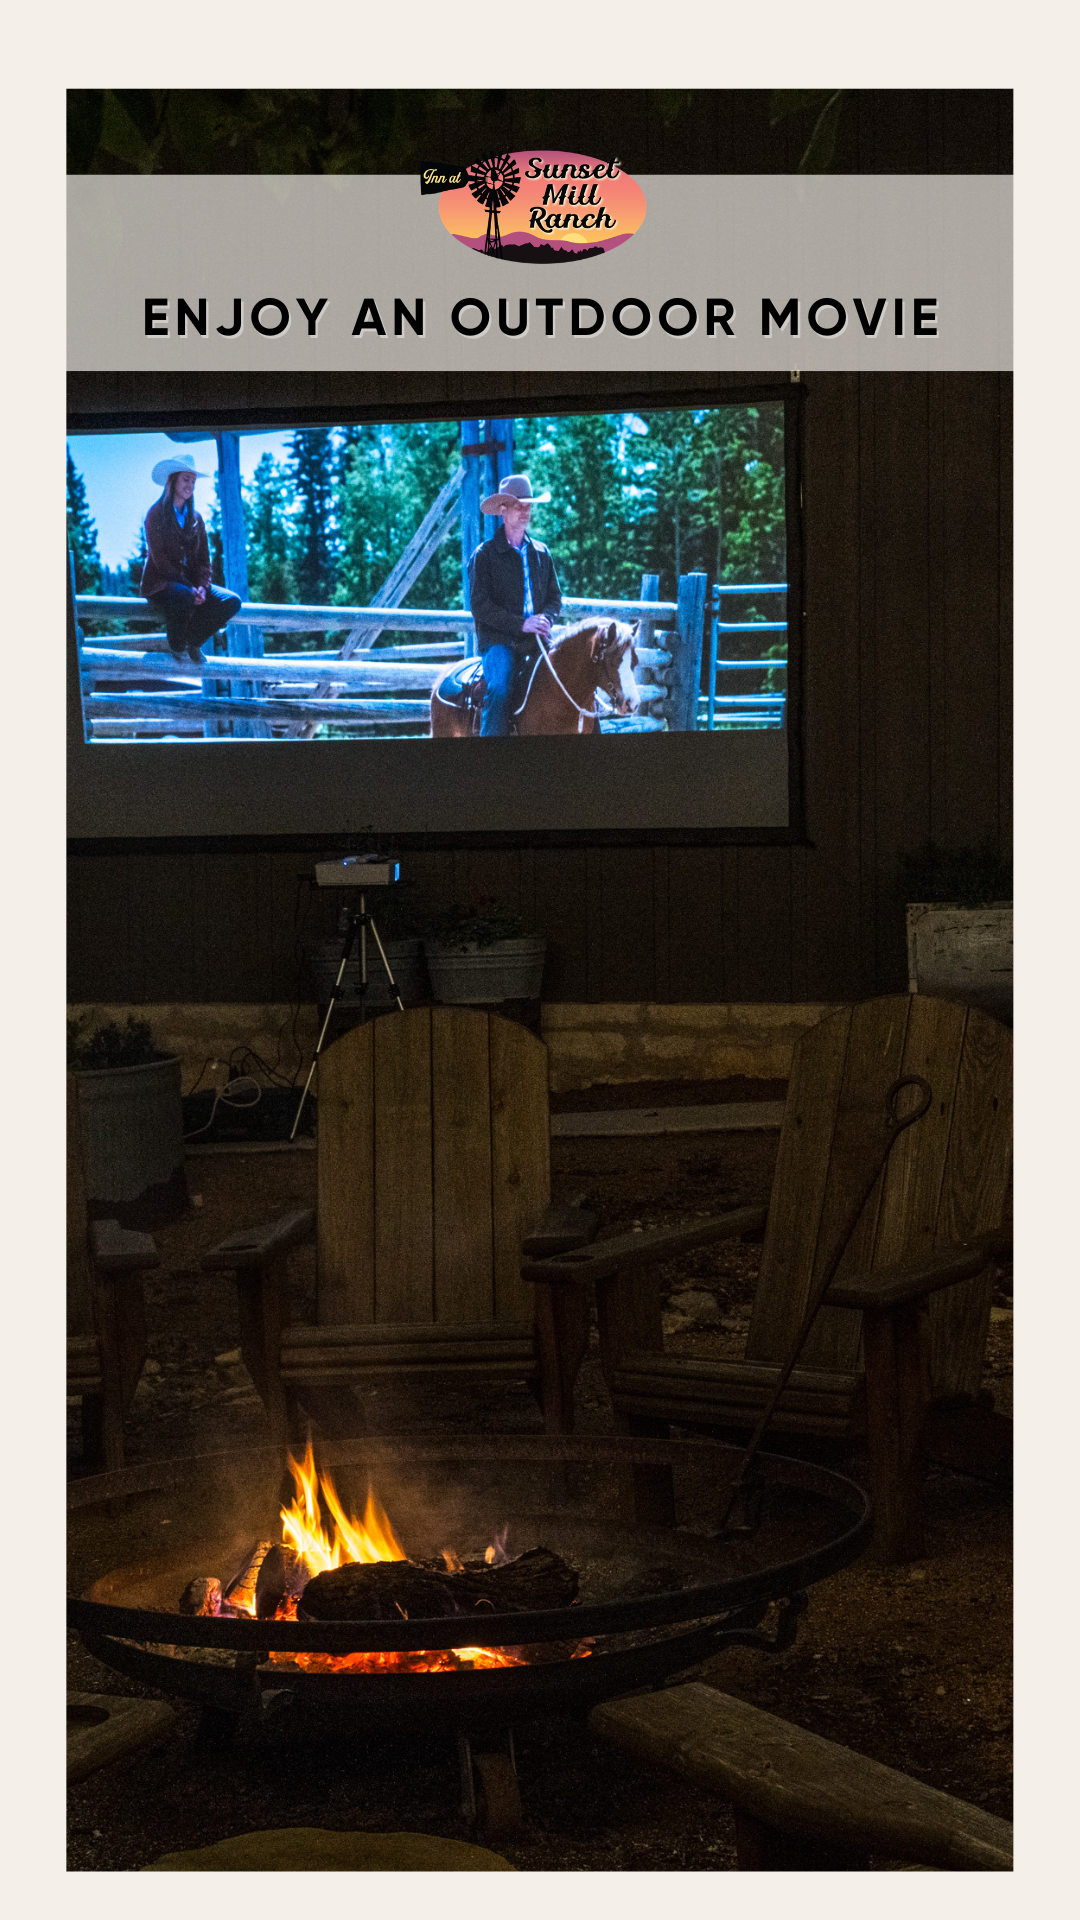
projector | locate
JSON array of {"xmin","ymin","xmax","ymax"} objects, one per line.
[{"xmin": 314, "ymin": 855, "xmax": 401, "ymax": 888}]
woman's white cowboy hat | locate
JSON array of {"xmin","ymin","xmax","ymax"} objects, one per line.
[
  {"xmin": 151, "ymin": 452, "xmax": 210, "ymax": 486},
  {"xmin": 480, "ymin": 473, "xmax": 552, "ymax": 515}
]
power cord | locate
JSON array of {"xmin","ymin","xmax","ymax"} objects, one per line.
[{"xmin": 182, "ymin": 1068, "xmax": 263, "ymax": 1141}]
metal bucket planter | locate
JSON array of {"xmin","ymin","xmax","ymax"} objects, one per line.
[
  {"xmin": 75, "ymin": 1055, "xmax": 188, "ymax": 1229},
  {"xmin": 423, "ymin": 938, "xmax": 546, "ymax": 1005},
  {"xmin": 310, "ymin": 937, "xmax": 429, "ymax": 1009},
  {"xmin": 906, "ymin": 902, "xmax": 1013, "ymax": 1025}
]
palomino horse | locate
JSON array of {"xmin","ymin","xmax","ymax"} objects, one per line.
[{"xmin": 430, "ymin": 619, "xmax": 641, "ymax": 738}]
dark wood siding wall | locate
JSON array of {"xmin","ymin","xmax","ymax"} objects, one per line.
[{"xmin": 68, "ymin": 368, "xmax": 1010, "ymax": 1007}]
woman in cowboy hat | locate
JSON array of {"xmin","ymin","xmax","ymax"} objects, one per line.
[
  {"xmin": 140, "ymin": 453, "xmax": 241, "ymax": 663},
  {"xmin": 467, "ymin": 474, "xmax": 563, "ymax": 736}
]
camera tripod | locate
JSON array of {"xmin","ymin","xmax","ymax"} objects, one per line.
[{"xmin": 289, "ymin": 895, "xmax": 404, "ymax": 1140}]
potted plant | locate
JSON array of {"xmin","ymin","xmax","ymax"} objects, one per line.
[
  {"xmin": 900, "ymin": 847, "xmax": 1013, "ymax": 1025},
  {"xmin": 422, "ymin": 902, "xmax": 547, "ymax": 1005},
  {"xmin": 68, "ymin": 1013, "xmax": 189, "ymax": 1227},
  {"xmin": 308, "ymin": 881, "xmax": 431, "ymax": 1010}
]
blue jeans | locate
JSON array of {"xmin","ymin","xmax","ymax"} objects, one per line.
[
  {"xmin": 149, "ymin": 582, "xmax": 241, "ymax": 654},
  {"xmin": 480, "ymin": 643, "xmax": 516, "ymax": 736}
]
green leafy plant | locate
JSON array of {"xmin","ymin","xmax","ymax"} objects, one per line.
[
  {"xmin": 899, "ymin": 846, "xmax": 1012, "ymax": 910},
  {"xmin": 424, "ymin": 902, "xmax": 528, "ymax": 951},
  {"xmin": 68, "ymin": 1013, "xmax": 168, "ymax": 1071},
  {"xmin": 769, "ymin": 89, "xmax": 847, "ymax": 173}
]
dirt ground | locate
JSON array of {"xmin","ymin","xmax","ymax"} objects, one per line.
[{"xmin": 67, "ymin": 1111, "xmax": 1012, "ymax": 1872}]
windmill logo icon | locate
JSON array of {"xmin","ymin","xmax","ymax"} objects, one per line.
[{"xmin": 466, "ymin": 154, "xmax": 521, "ymax": 258}]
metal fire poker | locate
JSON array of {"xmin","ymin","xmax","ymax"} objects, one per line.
[
  {"xmin": 714, "ymin": 1073, "xmax": 934, "ymax": 1536},
  {"xmin": 290, "ymin": 857, "xmax": 405, "ymax": 1141}
]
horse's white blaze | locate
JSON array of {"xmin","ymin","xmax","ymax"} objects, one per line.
[{"xmin": 616, "ymin": 645, "xmax": 641, "ymax": 714}]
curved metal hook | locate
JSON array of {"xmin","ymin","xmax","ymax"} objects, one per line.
[{"xmin": 886, "ymin": 1074, "xmax": 933, "ymax": 1131}]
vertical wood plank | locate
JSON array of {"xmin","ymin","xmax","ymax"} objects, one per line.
[
  {"xmin": 869, "ymin": 994, "xmax": 967, "ymax": 1272},
  {"xmin": 490, "ymin": 1015, "xmax": 549, "ymax": 1324},
  {"xmin": 315, "ymin": 1020, "xmax": 374, "ymax": 1326},
  {"xmin": 431, "ymin": 1008, "xmax": 494, "ymax": 1323},
  {"xmin": 746, "ymin": 1005, "xmax": 852, "ymax": 1363},
  {"xmin": 929, "ymin": 1006, "xmax": 1012, "ymax": 1396},
  {"xmin": 372, "ymin": 1008, "xmax": 434, "ymax": 1324},
  {"xmin": 798, "ymin": 996, "xmax": 912, "ymax": 1372}
]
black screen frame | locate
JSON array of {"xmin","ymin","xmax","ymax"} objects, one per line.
[{"xmin": 68, "ymin": 378, "xmax": 807, "ymax": 854}]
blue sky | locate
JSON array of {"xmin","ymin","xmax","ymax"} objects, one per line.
[{"xmin": 68, "ymin": 429, "xmax": 294, "ymax": 569}]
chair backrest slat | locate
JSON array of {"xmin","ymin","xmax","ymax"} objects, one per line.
[
  {"xmin": 68, "ymin": 1075, "xmax": 97, "ymax": 1338},
  {"xmin": 316, "ymin": 1007, "xmax": 549, "ymax": 1330},
  {"xmin": 746, "ymin": 996, "xmax": 1011, "ymax": 1390}
]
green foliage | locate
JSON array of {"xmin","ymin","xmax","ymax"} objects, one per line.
[
  {"xmin": 245, "ymin": 454, "xmax": 296, "ymax": 604},
  {"xmin": 68, "ymin": 1013, "xmax": 167, "ymax": 1070},
  {"xmin": 334, "ymin": 421, "xmax": 459, "ymax": 610},
  {"xmin": 67, "ymin": 449, "xmax": 102, "ymax": 592},
  {"xmin": 290, "ymin": 429, "xmax": 338, "ymax": 604},
  {"xmin": 67, "ymin": 89, "xmax": 692, "ymax": 177},
  {"xmin": 424, "ymin": 902, "xmax": 528, "ymax": 949},
  {"xmin": 768, "ymin": 89, "xmax": 847, "ymax": 172},
  {"xmin": 517, "ymin": 405, "xmax": 786, "ymax": 607},
  {"xmin": 899, "ymin": 845, "xmax": 1013, "ymax": 908}
]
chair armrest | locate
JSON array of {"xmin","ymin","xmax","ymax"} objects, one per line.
[
  {"xmin": 201, "ymin": 1209, "xmax": 316, "ymax": 1272},
  {"xmin": 825, "ymin": 1230, "xmax": 1011, "ymax": 1312},
  {"xmin": 521, "ymin": 1205, "xmax": 768, "ymax": 1286},
  {"xmin": 522, "ymin": 1201, "xmax": 602, "ymax": 1259},
  {"xmin": 90, "ymin": 1219, "xmax": 160, "ymax": 1274}
]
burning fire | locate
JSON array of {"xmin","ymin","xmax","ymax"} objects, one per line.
[
  {"xmin": 219, "ymin": 1441, "xmax": 575, "ymax": 1674},
  {"xmin": 279, "ymin": 1438, "xmax": 407, "ymax": 1577}
]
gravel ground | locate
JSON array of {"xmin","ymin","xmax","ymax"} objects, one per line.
[{"xmin": 68, "ymin": 1113, "xmax": 1012, "ymax": 1871}]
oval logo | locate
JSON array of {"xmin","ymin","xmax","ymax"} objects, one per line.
[{"xmin": 440, "ymin": 151, "xmax": 646, "ymax": 265}]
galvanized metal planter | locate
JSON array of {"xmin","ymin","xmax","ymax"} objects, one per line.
[
  {"xmin": 906, "ymin": 902, "xmax": 1013, "ymax": 1025},
  {"xmin": 75, "ymin": 1054, "xmax": 188, "ymax": 1228},
  {"xmin": 423, "ymin": 937, "xmax": 546, "ymax": 1004}
]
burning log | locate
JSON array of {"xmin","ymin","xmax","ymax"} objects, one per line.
[
  {"xmin": 299, "ymin": 1547, "xmax": 579, "ymax": 1623},
  {"xmin": 178, "ymin": 1576, "xmax": 223, "ymax": 1617},
  {"xmin": 254, "ymin": 1544, "xmax": 307, "ymax": 1620}
]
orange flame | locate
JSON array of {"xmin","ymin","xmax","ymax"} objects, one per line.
[{"xmin": 279, "ymin": 1438, "xmax": 406, "ymax": 1578}]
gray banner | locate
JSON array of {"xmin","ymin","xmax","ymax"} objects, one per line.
[{"xmin": 68, "ymin": 174, "xmax": 1011, "ymax": 372}]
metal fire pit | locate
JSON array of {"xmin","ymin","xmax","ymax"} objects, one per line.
[{"xmin": 69, "ymin": 1435, "xmax": 870, "ymax": 1738}]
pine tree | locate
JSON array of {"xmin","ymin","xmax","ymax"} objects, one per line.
[
  {"xmin": 289, "ymin": 428, "xmax": 338, "ymax": 603},
  {"xmin": 67, "ymin": 448, "xmax": 102, "ymax": 592},
  {"xmin": 245, "ymin": 452, "xmax": 297, "ymax": 606}
]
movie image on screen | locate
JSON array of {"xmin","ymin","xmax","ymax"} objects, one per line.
[{"xmin": 69, "ymin": 403, "xmax": 790, "ymax": 758}]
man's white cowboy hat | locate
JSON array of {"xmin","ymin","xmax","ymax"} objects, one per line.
[
  {"xmin": 151, "ymin": 452, "xmax": 210, "ymax": 485},
  {"xmin": 480, "ymin": 473, "xmax": 552, "ymax": 514}
]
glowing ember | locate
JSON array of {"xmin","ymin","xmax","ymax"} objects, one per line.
[{"xmin": 207, "ymin": 1441, "xmax": 589, "ymax": 1676}]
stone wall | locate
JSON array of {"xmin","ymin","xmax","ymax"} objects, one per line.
[{"xmin": 70, "ymin": 1001, "xmax": 840, "ymax": 1094}]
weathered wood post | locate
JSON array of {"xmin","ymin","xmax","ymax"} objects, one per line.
[
  {"xmin": 213, "ymin": 431, "xmax": 267, "ymax": 739},
  {"xmin": 668, "ymin": 571, "xmax": 708, "ymax": 732},
  {"xmin": 460, "ymin": 420, "xmax": 483, "ymax": 644}
]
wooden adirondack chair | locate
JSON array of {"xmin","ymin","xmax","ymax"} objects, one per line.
[
  {"xmin": 522, "ymin": 996, "xmax": 1012, "ymax": 1560},
  {"xmin": 68, "ymin": 1075, "xmax": 158, "ymax": 1471},
  {"xmin": 203, "ymin": 1007, "xmax": 594, "ymax": 1440}
]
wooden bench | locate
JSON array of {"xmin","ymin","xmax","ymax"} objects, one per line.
[{"xmin": 589, "ymin": 1683, "xmax": 1012, "ymax": 1871}]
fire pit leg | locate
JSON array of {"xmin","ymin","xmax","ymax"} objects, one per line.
[{"xmin": 457, "ymin": 1732, "xmax": 524, "ymax": 1841}]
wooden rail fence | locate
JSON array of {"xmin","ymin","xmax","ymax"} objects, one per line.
[{"xmin": 74, "ymin": 573, "xmax": 707, "ymax": 741}]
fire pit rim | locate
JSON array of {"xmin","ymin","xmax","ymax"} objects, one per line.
[{"xmin": 68, "ymin": 1435, "xmax": 872, "ymax": 1653}]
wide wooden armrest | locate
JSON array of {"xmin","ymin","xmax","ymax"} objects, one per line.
[
  {"xmin": 522, "ymin": 1201, "xmax": 602, "ymax": 1259},
  {"xmin": 90, "ymin": 1219, "xmax": 160, "ymax": 1274},
  {"xmin": 825, "ymin": 1230, "xmax": 1011, "ymax": 1312},
  {"xmin": 201, "ymin": 1209, "xmax": 315, "ymax": 1272},
  {"xmin": 521, "ymin": 1205, "xmax": 768, "ymax": 1285}
]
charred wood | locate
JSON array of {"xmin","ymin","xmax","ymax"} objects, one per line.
[{"xmin": 299, "ymin": 1548, "xmax": 579, "ymax": 1623}]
